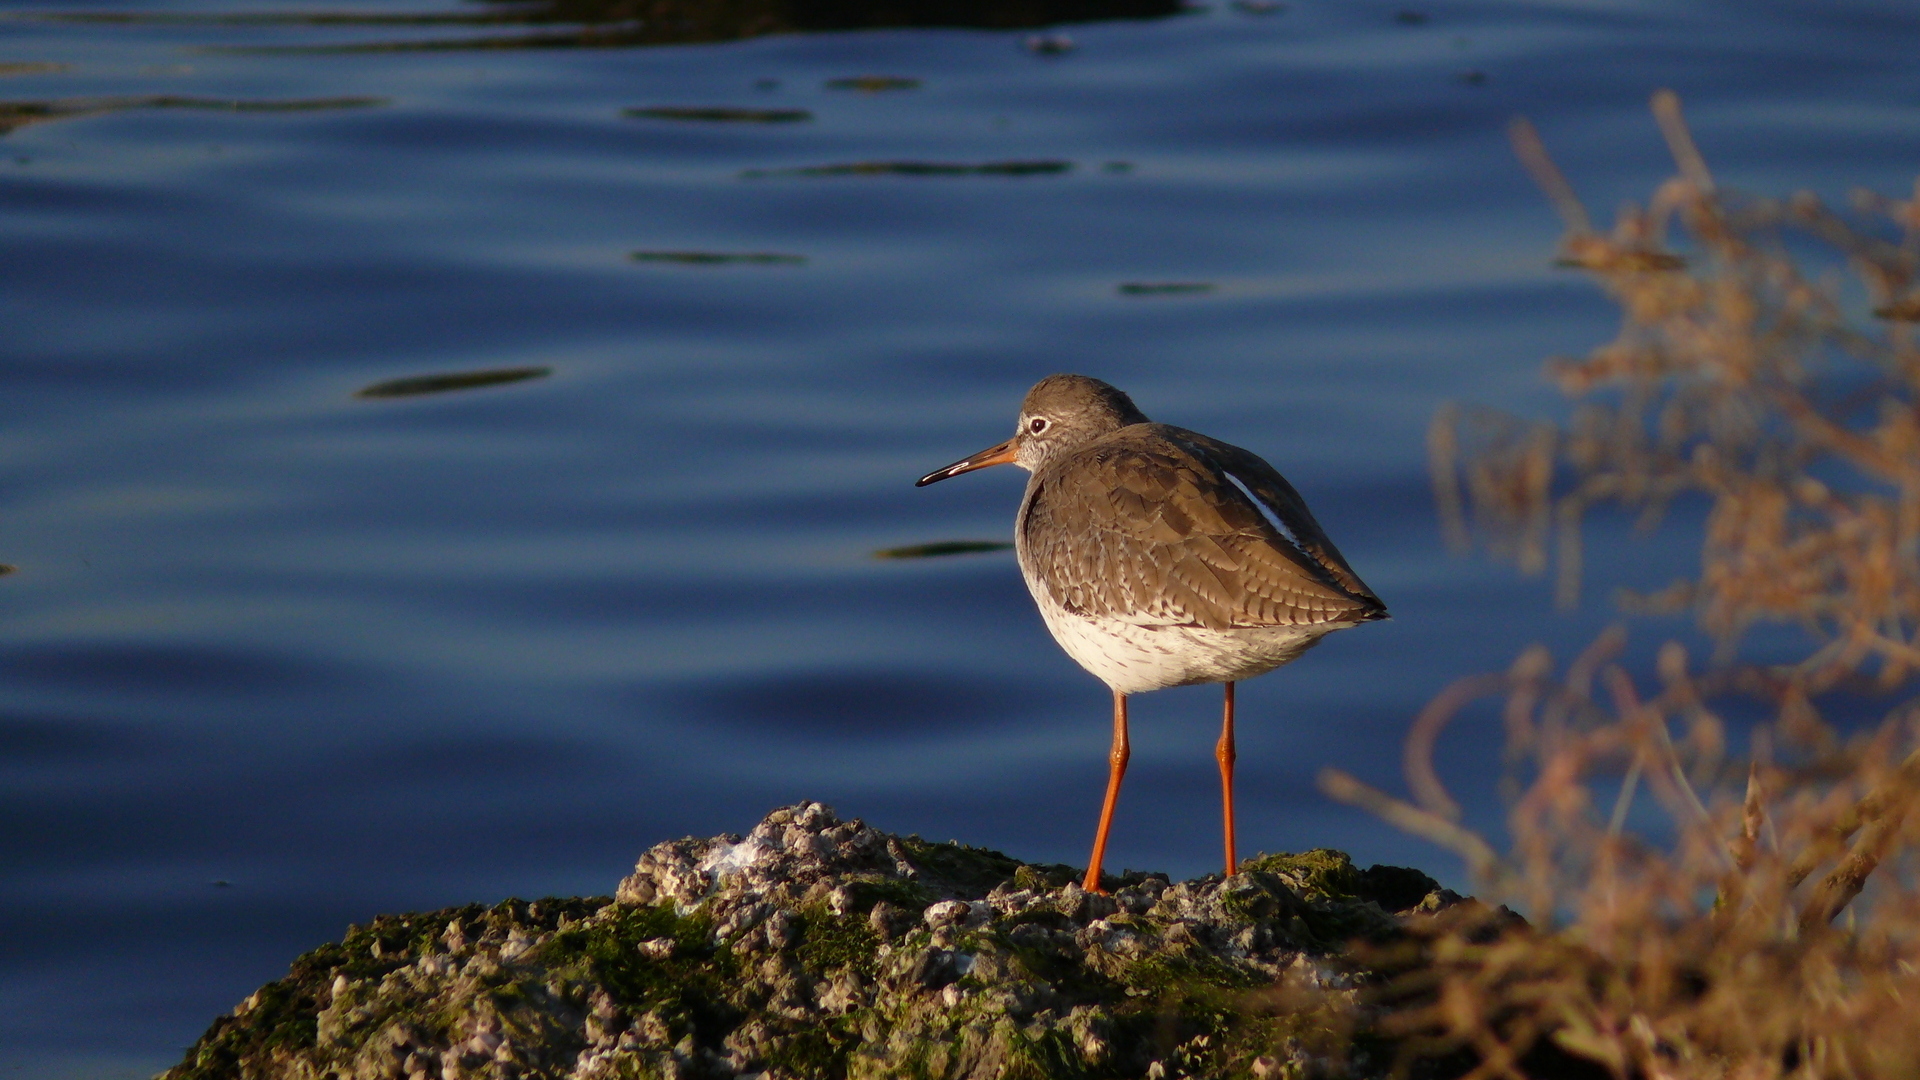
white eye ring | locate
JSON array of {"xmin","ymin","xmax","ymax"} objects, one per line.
[{"xmin": 1028, "ymin": 417, "xmax": 1049, "ymax": 434}]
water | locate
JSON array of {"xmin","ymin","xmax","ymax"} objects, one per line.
[{"xmin": 2, "ymin": 0, "xmax": 1917, "ymax": 1073}]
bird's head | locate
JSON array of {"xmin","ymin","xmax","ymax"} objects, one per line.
[{"xmin": 916, "ymin": 374, "xmax": 1150, "ymax": 486}]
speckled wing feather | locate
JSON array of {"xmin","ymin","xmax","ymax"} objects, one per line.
[
  {"xmin": 1020, "ymin": 425, "xmax": 1386, "ymax": 631},
  {"xmin": 1171, "ymin": 428, "xmax": 1386, "ymax": 612}
]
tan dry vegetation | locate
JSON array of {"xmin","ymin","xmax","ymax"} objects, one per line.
[{"xmin": 1322, "ymin": 91, "xmax": 1920, "ymax": 1079}]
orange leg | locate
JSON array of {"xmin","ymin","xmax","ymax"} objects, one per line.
[
  {"xmin": 1083, "ymin": 690, "xmax": 1130, "ymax": 894},
  {"xmin": 1217, "ymin": 681, "xmax": 1238, "ymax": 877}
]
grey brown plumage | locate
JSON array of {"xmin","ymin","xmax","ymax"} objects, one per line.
[
  {"xmin": 1019, "ymin": 426, "xmax": 1383, "ymax": 633},
  {"xmin": 918, "ymin": 373, "xmax": 1386, "ymax": 892}
]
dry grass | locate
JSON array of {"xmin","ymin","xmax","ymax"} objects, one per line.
[
  {"xmin": 1320, "ymin": 92, "xmax": 1920, "ymax": 1079},
  {"xmin": 1431, "ymin": 90, "xmax": 1920, "ymax": 682}
]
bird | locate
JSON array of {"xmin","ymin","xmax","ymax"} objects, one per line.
[{"xmin": 916, "ymin": 374, "xmax": 1386, "ymax": 893}]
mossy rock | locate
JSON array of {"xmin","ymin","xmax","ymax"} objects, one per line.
[{"xmin": 167, "ymin": 802, "xmax": 1456, "ymax": 1080}]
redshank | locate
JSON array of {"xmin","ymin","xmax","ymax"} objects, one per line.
[{"xmin": 917, "ymin": 374, "xmax": 1386, "ymax": 892}]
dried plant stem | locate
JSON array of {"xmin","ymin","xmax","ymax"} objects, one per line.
[
  {"xmin": 1317, "ymin": 768, "xmax": 1503, "ymax": 881},
  {"xmin": 1430, "ymin": 403, "xmax": 1471, "ymax": 553},
  {"xmin": 1785, "ymin": 746, "xmax": 1920, "ymax": 892},
  {"xmin": 1404, "ymin": 673, "xmax": 1509, "ymax": 821},
  {"xmin": 1796, "ymin": 747, "xmax": 1920, "ymax": 929},
  {"xmin": 1508, "ymin": 116, "xmax": 1592, "ymax": 235},
  {"xmin": 1651, "ymin": 89, "xmax": 1713, "ymax": 194}
]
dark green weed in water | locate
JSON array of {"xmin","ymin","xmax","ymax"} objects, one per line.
[
  {"xmin": 174, "ymin": 0, "xmax": 1184, "ymax": 53},
  {"xmin": 872, "ymin": 540, "xmax": 1014, "ymax": 559},
  {"xmin": 742, "ymin": 160, "xmax": 1072, "ymax": 179},
  {"xmin": 622, "ymin": 106, "xmax": 811, "ymax": 123},
  {"xmin": 1117, "ymin": 281, "xmax": 1215, "ymax": 295},
  {"xmin": 354, "ymin": 366, "xmax": 552, "ymax": 399},
  {"xmin": 0, "ymin": 94, "xmax": 386, "ymax": 134},
  {"xmin": 629, "ymin": 251, "xmax": 806, "ymax": 265},
  {"xmin": 823, "ymin": 76, "xmax": 921, "ymax": 91},
  {"xmin": 149, "ymin": 95, "xmax": 389, "ymax": 111},
  {"xmin": 25, "ymin": 10, "xmax": 530, "ymax": 25}
]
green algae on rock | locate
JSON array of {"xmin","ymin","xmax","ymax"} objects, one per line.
[{"xmin": 165, "ymin": 802, "xmax": 1458, "ymax": 1080}]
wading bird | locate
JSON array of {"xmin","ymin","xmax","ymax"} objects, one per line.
[{"xmin": 917, "ymin": 374, "xmax": 1386, "ymax": 892}]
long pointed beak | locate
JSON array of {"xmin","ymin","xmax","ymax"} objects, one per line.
[{"xmin": 916, "ymin": 438, "xmax": 1018, "ymax": 486}]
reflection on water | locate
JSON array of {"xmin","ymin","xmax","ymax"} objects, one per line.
[
  {"xmin": 0, "ymin": 94, "xmax": 385, "ymax": 135},
  {"xmin": 353, "ymin": 367, "xmax": 554, "ymax": 400},
  {"xmin": 667, "ymin": 668, "xmax": 1062, "ymax": 739}
]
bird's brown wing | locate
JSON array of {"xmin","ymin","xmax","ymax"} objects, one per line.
[
  {"xmin": 1170, "ymin": 428, "xmax": 1387, "ymax": 613},
  {"xmin": 1021, "ymin": 427, "xmax": 1385, "ymax": 631}
]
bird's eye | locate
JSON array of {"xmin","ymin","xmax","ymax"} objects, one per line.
[{"xmin": 1028, "ymin": 417, "xmax": 1049, "ymax": 434}]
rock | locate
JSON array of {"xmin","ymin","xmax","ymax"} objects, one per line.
[
  {"xmin": 924, "ymin": 899, "xmax": 972, "ymax": 928},
  {"xmin": 163, "ymin": 801, "xmax": 1453, "ymax": 1080},
  {"xmin": 867, "ymin": 900, "xmax": 915, "ymax": 942}
]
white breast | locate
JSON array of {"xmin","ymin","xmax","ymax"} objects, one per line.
[{"xmin": 1025, "ymin": 579, "xmax": 1339, "ymax": 695}]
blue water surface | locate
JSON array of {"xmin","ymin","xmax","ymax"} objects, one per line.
[{"xmin": 2, "ymin": 0, "xmax": 1917, "ymax": 1074}]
